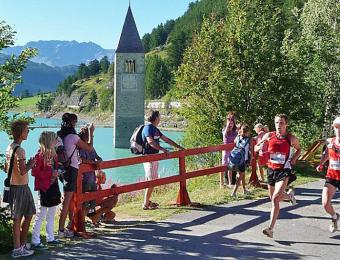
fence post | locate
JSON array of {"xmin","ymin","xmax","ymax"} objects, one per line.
[
  {"xmin": 176, "ymin": 151, "xmax": 191, "ymax": 206},
  {"xmin": 73, "ymin": 164, "xmax": 86, "ymax": 233}
]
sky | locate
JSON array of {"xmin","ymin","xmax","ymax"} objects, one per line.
[{"xmin": 0, "ymin": 0, "xmax": 195, "ymax": 49}]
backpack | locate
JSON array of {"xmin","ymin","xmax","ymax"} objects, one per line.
[
  {"xmin": 130, "ymin": 125, "xmax": 145, "ymax": 155},
  {"xmin": 228, "ymin": 136, "xmax": 250, "ymax": 171},
  {"xmin": 56, "ymin": 136, "xmax": 76, "ymax": 175}
]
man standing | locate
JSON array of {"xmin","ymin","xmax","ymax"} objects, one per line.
[
  {"xmin": 142, "ymin": 110, "xmax": 184, "ymax": 210},
  {"xmin": 316, "ymin": 116, "xmax": 340, "ymax": 232},
  {"xmin": 255, "ymin": 114, "xmax": 301, "ymax": 238}
]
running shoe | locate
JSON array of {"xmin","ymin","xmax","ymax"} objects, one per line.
[
  {"xmin": 287, "ymin": 189, "xmax": 297, "ymax": 205},
  {"xmin": 12, "ymin": 246, "xmax": 34, "ymax": 258},
  {"xmin": 58, "ymin": 229, "xmax": 74, "ymax": 238},
  {"xmin": 262, "ymin": 227, "xmax": 273, "ymax": 238},
  {"xmin": 31, "ymin": 243, "xmax": 48, "ymax": 250},
  {"xmin": 330, "ymin": 213, "xmax": 339, "ymax": 233}
]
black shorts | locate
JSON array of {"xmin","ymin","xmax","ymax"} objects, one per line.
[
  {"xmin": 63, "ymin": 166, "xmax": 78, "ymax": 192},
  {"xmin": 267, "ymin": 168, "xmax": 296, "ymax": 186},
  {"xmin": 325, "ymin": 178, "xmax": 340, "ymax": 190}
]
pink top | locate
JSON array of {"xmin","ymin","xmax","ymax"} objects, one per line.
[{"xmin": 63, "ymin": 134, "xmax": 80, "ymax": 169}]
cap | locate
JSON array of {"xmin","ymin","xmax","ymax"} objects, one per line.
[
  {"xmin": 332, "ymin": 117, "xmax": 340, "ymax": 126},
  {"xmin": 254, "ymin": 123, "xmax": 264, "ymax": 130}
]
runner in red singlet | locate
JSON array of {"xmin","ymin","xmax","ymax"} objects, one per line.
[
  {"xmin": 316, "ymin": 116, "xmax": 340, "ymax": 232},
  {"xmin": 255, "ymin": 114, "xmax": 301, "ymax": 238}
]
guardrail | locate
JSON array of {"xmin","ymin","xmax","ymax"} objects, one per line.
[{"xmin": 72, "ymin": 143, "xmax": 259, "ymax": 234}]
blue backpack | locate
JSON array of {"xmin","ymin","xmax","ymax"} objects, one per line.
[{"xmin": 228, "ymin": 136, "xmax": 250, "ymax": 170}]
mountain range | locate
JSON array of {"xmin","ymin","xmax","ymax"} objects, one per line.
[
  {"xmin": 1, "ymin": 40, "xmax": 115, "ymax": 96},
  {"xmin": 3, "ymin": 40, "xmax": 115, "ymax": 67}
]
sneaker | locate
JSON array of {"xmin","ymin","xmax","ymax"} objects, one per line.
[
  {"xmin": 12, "ymin": 246, "xmax": 34, "ymax": 258},
  {"xmin": 330, "ymin": 213, "xmax": 339, "ymax": 233},
  {"xmin": 47, "ymin": 239, "xmax": 62, "ymax": 245},
  {"xmin": 31, "ymin": 243, "xmax": 48, "ymax": 250},
  {"xmin": 58, "ymin": 229, "xmax": 74, "ymax": 238},
  {"xmin": 262, "ymin": 227, "xmax": 273, "ymax": 238},
  {"xmin": 287, "ymin": 189, "xmax": 297, "ymax": 205},
  {"xmin": 230, "ymin": 193, "xmax": 237, "ymax": 198}
]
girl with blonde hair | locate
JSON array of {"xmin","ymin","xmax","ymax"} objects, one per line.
[{"xmin": 31, "ymin": 131, "xmax": 61, "ymax": 249}]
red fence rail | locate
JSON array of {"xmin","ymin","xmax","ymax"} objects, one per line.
[{"xmin": 73, "ymin": 143, "xmax": 259, "ymax": 234}]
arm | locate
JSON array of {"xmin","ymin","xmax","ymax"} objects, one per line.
[
  {"xmin": 146, "ymin": 136, "xmax": 168, "ymax": 153},
  {"xmin": 160, "ymin": 135, "xmax": 184, "ymax": 150},
  {"xmin": 254, "ymin": 133, "xmax": 270, "ymax": 153},
  {"xmin": 290, "ymin": 135, "xmax": 301, "ymax": 166},
  {"xmin": 317, "ymin": 139, "xmax": 330, "ymax": 172},
  {"xmin": 76, "ymin": 138, "xmax": 94, "ymax": 152},
  {"xmin": 17, "ymin": 148, "xmax": 33, "ymax": 176}
]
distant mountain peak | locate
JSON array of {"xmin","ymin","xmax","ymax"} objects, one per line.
[{"xmin": 3, "ymin": 40, "xmax": 115, "ymax": 67}]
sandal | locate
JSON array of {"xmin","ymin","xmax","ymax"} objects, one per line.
[{"xmin": 149, "ymin": 201, "xmax": 159, "ymax": 209}]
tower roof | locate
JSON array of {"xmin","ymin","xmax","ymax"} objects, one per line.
[{"xmin": 116, "ymin": 6, "xmax": 145, "ymax": 53}]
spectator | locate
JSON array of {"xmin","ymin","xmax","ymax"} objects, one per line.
[
  {"xmin": 31, "ymin": 131, "xmax": 62, "ymax": 249},
  {"xmin": 254, "ymin": 123, "xmax": 268, "ymax": 182},
  {"xmin": 5, "ymin": 120, "xmax": 35, "ymax": 258},
  {"xmin": 142, "ymin": 110, "xmax": 184, "ymax": 210}
]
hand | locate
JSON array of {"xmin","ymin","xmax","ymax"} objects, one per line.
[
  {"xmin": 89, "ymin": 122, "xmax": 95, "ymax": 132},
  {"xmin": 27, "ymin": 157, "xmax": 35, "ymax": 169},
  {"xmin": 316, "ymin": 164, "xmax": 323, "ymax": 172},
  {"xmin": 290, "ymin": 159, "xmax": 297, "ymax": 166}
]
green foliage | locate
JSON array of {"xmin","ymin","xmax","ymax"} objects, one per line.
[
  {"xmin": 86, "ymin": 89, "xmax": 98, "ymax": 111},
  {"xmin": 36, "ymin": 94, "xmax": 54, "ymax": 112},
  {"xmin": 0, "ymin": 206, "xmax": 12, "ymax": 253},
  {"xmin": 174, "ymin": 1, "xmax": 315, "ymax": 149},
  {"xmin": 0, "ymin": 20, "xmax": 37, "ymax": 134},
  {"xmin": 98, "ymin": 88, "xmax": 113, "ymax": 111},
  {"xmin": 99, "ymin": 56, "xmax": 110, "ymax": 73},
  {"xmin": 88, "ymin": 59, "xmax": 100, "ymax": 76},
  {"xmin": 145, "ymin": 55, "xmax": 171, "ymax": 99}
]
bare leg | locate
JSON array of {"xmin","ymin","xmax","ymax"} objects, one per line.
[
  {"xmin": 269, "ymin": 178, "xmax": 289, "ymax": 229},
  {"xmin": 231, "ymin": 172, "xmax": 241, "ymax": 195},
  {"xmin": 220, "ymin": 172, "xmax": 225, "ymax": 188},
  {"xmin": 13, "ymin": 217, "xmax": 23, "ymax": 249},
  {"xmin": 322, "ymin": 184, "xmax": 337, "ymax": 216},
  {"xmin": 20, "ymin": 215, "xmax": 33, "ymax": 246},
  {"xmin": 228, "ymin": 171, "xmax": 233, "ymax": 187},
  {"xmin": 59, "ymin": 191, "xmax": 74, "ymax": 231},
  {"xmin": 240, "ymin": 172, "xmax": 246, "ymax": 192},
  {"xmin": 144, "ymin": 187, "xmax": 154, "ymax": 207}
]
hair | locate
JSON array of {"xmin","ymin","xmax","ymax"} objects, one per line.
[
  {"xmin": 39, "ymin": 131, "xmax": 57, "ymax": 166},
  {"xmin": 57, "ymin": 113, "xmax": 78, "ymax": 138},
  {"xmin": 225, "ymin": 111, "xmax": 237, "ymax": 131},
  {"xmin": 275, "ymin": 113, "xmax": 288, "ymax": 123},
  {"xmin": 78, "ymin": 127, "xmax": 89, "ymax": 142},
  {"xmin": 148, "ymin": 110, "xmax": 160, "ymax": 123},
  {"xmin": 239, "ymin": 124, "xmax": 250, "ymax": 137},
  {"xmin": 11, "ymin": 120, "xmax": 29, "ymax": 140}
]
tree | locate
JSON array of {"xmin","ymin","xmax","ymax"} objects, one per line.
[
  {"xmin": 87, "ymin": 89, "xmax": 98, "ymax": 110},
  {"xmin": 36, "ymin": 95, "xmax": 53, "ymax": 112},
  {"xmin": 0, "ymin": 21, "xmax": 37, "ymax": 135},
  {"xmin": 88, "ymin": 59, "xmax": 100, "ymax": 76},
  {"xmin": 77, "ymin": 63, "xmax": 90, "ymax": 79},
  {"xmin": 174, "ymin": 1, "xmax": 312, "ymax": 150},
  {"xmin": 99, "ymin": 56, "xmax": 110, "ymax": 73},
  {"xmin": 145, "ymin": 56, "xmax": 171, "ymax": 99},
  {"xmin": 142, "ymin": 33, "xmax": 151, "ymax": 52},
  {"xmin": 167, "ymin": 30, "xmax": 189, "ymax": 69},
  {"xmin": 284, "ymin": 0, "xmax": 340, "ymax": 140},
  {"xmin": 98, "ymin": 88, "xmax": 113, "ymax": 111}
]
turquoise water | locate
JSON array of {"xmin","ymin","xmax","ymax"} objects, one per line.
[{"xmin": 0, "ymin": 117, "xmax": 183, "ymax": 191}]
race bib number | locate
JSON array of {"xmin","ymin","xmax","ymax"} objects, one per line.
[
  {"xmin": 329, "ymin": 159, "xmax": 340, "ymax": 170},
  {"xmin": 269, "ymin": 153, "xmax": 286, "ymax": 164}
]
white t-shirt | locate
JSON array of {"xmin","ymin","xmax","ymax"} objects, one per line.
[{"xmin": 63, "ymin": 134, "xmax": 80, "ymax": 169}]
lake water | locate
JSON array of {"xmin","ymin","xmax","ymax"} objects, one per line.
[{"xmin": 0, "ymin": 116, "xmax": 183, "ymax": 191}]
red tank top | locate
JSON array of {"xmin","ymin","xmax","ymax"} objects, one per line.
[
  {"xmin": 326, "ymin": 138, "xmax": 340, "ymax": 180},
  {"xmin": 267, "ymin": 132, "xmax": 291, "ymax": 170}
]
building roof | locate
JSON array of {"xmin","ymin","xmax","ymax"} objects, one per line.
[{"xmin": 116, "ymin": 6, "xmax": 145, "ymax": 53}]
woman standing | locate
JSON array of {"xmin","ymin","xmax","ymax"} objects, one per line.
[{"xmin": 221, "ymin": 112, "xmax": 238, "ymax": 188}]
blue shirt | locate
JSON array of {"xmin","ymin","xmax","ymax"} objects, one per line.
[{"xmin": 142, "ymin": 124, "xmax": 163, "ymax": 154}]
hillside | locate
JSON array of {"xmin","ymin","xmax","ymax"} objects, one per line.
[{"xmin": 2, "ymin": 40, "xmax": 115, "ymax": 67}]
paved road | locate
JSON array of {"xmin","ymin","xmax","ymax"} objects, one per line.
[{"xmin": 32, "ymin": 180, "xmax": 340, "ymax": 259}]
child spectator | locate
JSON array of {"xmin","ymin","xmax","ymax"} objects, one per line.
[
  {"xmin": 31, "ymin": 131, "xmax": 62, "ymax": 249},
  {"xmin": 254, "ymin": 123, "xmax": 269, "ymax": 182},
  {"xmin": 5, "ymin": 120, "xmax": 35, "ymax": 258},
  {"xmin": 78, "ymin": 127, "xmax": 102, "ymax": 217},
  {"xmin": 87, "ymin": 170, "xmax": 118, "ymax": 226},
  {"xmin": 230, "ymin": 124, "xmax": 252, "ymax": 197},
  {"xmin": 221, "ymin": 112, "xmax": 238, "ymax": 188}
]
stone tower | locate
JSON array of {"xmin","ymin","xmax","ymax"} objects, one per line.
[{"xmin": 114, "ymin": 5, "xmax": 145, "ymax": 148}]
